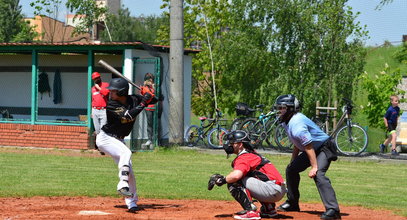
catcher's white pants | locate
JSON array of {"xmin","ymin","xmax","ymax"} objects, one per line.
[{"xmin": 96, "ymin": 130, "xmax": 138, "ymax": 209}]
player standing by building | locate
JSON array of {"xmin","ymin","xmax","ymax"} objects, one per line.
[
  {"xmin": 96, "ymin": 77, "xmax": 156, "ymax": 213},
  {"xmin": 91, "ymin": 72, "xmax": 109, "ymax": 134}
]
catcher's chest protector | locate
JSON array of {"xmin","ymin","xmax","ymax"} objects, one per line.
[{"xmin": 232, "ymin": 152, "xmax": 271, "ymax": 182}]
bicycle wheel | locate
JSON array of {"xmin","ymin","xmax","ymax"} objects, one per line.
[
  {"xmin": 264, "ymin": 118, "xmax": 279, "ymax": 148},
  {"xmin": 274, "ymin": 123, "xmax": 294, "ymax": 152},
  {"xmin": 207, "ymin": 127, "xmax": 228, "ymax": 149},
  {"xmin": 185, "ymin": 125, "xmax": 200, "ymax": 147},
  {"xmin": 239, "ymin": 118, "xmax": 256, "ymax": 131},
  {"xmin": 240, "ymin": 118, "xmax": 264, "ymax": 148},
  {"xmin": 334, "ymin": 123, "xmax": 368, "ymax": 156},
  {"xmin": 230, "ymin": 118, "xmax": 245, "ymax": 131}
]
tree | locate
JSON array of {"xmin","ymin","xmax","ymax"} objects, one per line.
[
  {"xmin": 158, "ymin": 0, "xmax": 367, "ymax": 117},
  {"xmin": 99, "ymin": 8, "xmax": 168, "ymax": 43},
  {"xmin": 359, "ymin": 64, "xmax": 405, "ymax": 128},
  {"xmin": 0, "ymin": 0, "xmax": 37, "ymax": 42},
  {"xmin": 376, "ymin": 0, "xmax": 394, "ymax": 10},
  {"xmin": 65, "ymin": 0, "xmax": 107, "ymax": 36}
]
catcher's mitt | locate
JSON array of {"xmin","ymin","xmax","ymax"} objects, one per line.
[{"xmin": 208, "ymin": 174, "xmax": 226, "ymax": 190}]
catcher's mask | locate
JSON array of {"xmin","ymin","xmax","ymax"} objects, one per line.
[{"xmin": 223, "ymin": 130, "xmax": 250, "ymax": 155}]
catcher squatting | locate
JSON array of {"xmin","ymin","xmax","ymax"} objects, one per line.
[{"xmin": 208, "ymin": 94, "xmax": 341, "ymax": 220}]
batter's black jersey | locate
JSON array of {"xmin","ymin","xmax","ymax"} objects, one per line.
[{"xmin": 101, "ymin": 94, "xmax": 146, "ymax": 138}]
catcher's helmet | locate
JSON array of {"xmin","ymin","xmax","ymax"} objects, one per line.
[
  {"xmin": 274, "ymin": 94, "xmax": 300, "ymax": 112},
  {"xmin": 223, "ymin": 130, "xmax": 250, "ymax": 154},
  {"xmin": 107, "ymin": 78, "xmax": 129, "ymax": 96}
]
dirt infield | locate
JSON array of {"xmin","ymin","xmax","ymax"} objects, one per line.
[{"xmin": 0, "ymin": 196, "xmax": 406, "ymax": 220}]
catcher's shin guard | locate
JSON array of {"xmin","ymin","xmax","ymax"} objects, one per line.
[{"xmin": 228, "ymin": 183, "xmax": 257, "ymax": 211}]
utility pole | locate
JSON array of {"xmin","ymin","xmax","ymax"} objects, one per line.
[{"xmin": 169, "ymin": 0, "xmax": 184, "ymax": 144}]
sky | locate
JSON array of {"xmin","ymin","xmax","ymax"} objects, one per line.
[{"xmin": 19, "ymin": 0, "xmax": 407, "ymax": 47}]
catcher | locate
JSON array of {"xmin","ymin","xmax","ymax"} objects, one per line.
[{"xmin": 208, "ymin": 130, "xmax": 287, "ymax": 220}]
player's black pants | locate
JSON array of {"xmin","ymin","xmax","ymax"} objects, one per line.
[
  {"xmin": 145, "ymin": 110, "xmax": 154, "ymax": 141},
  {"xmin": 285, "ymin": 150, "xmax": 340, "ymax": 212}
]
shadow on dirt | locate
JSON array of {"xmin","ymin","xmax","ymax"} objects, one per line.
[{"xmin": 114, "ymin": 203, "xmax": 182, "ymax": 211}]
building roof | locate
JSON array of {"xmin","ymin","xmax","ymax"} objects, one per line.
[{"xmin": 0, "ymin": 42, "xmax": 200, "ymax": 55}]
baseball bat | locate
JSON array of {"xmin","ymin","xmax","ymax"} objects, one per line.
[{"xmin": 98, "ymin": 59, "xmax": 141, "ymax": 90}]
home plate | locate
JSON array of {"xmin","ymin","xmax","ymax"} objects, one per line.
[{"xmin": 78, "ymin": 210, "xmax": 112, "ymax": 215}]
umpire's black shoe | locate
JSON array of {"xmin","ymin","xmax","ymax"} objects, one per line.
[
  {"xmin": 277, "ymin": 201, "xmax": 300, "ymax": 212},
  {"xmin": 320, "ymin": 209, "xmax": 341, "ymax": 219}
]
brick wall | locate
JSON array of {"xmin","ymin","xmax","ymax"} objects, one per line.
[{"xmin": 0, "ymin": 124, "xmax": 90, "ymax": 149}]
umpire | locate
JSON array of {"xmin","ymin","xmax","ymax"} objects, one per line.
[
  {"xmin": 208, "ymin": 130, "xmax": 286, "ymax": 220},
  {"xmin": 274, "ymin": 94, "xmax": 340, "ymax": 220}
]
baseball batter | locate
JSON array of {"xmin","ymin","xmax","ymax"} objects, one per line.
[{"xmin": 96, "ymin": 77, "xmax": 155, "ymax": 213}]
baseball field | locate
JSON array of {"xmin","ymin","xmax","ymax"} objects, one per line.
[{"xmin": 0, "ymin": 146, "xmax": 406, "ymax": 219}]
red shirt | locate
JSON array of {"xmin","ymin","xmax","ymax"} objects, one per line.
[
  {"xmin": 142, "ymin": 85, "xmax": 156, "ymax": 111},
  {"xmin": 92, "ymin": 82, "xmax": 109, "ymax": 108},
  {"xmin": 233, "ymin": 152, "xmax": 284, "ymax": 185}
]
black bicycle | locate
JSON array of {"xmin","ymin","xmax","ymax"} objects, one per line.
[
  {"xmin": 185, "ymin": 108, "xmax": 228, "ymax": 149},
  {"xmin": 313, "ymin": 98, "xmax": 368, "ymax": 156},
  {"xmin": 239, "ymin": 107, "xmax": 292, "ymax": 151},
  {"xmin": 230, "ymin": 103, "xmax": 260, "ymax": 131}
]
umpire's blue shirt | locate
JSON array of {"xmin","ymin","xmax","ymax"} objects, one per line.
[{"xmin": 283, "ymin": 113, "xmax": 329, "ymax": 152}]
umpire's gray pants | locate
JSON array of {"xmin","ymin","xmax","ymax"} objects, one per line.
[
  {"xmin": 286, "ymin": 151, "xmax": 339, "ymax": 211},
  {"xmin": 243, "ymin": 177, "xmax": 286, "ymax": 203}
]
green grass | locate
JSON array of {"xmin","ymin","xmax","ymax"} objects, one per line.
[{"xmin": 0, "ymin": 147, "xmax": 406, "ymax": 217}]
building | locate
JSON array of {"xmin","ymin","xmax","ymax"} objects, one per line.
[
  {"xmin": 25, "ymin": 15, "xmax": 90, "ymax": 43},
  {"xmin": 0, "ymin": 42, "xmax": 198, "ymax": 151}
]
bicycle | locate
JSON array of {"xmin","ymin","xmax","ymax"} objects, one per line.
[
  {"xmin": 230, "ymin": 103, "xmax": 261, "ymax": 131},
  {"xmin": 314, "ymin": 98, "xmax": 368, "ymax": 156},
  {"xmin": 239, "ymin": 107, "xmax": 293, "ymax": 151},
  {"xmin": 184, "ymin": 108, "xmax": 228, "ymax": 149}
]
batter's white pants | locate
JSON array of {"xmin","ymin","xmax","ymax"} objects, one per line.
[
  {"xmin": 92, "ymin": 108, "xmax": 107, "ymax": 134},
  {"xmin": 96, "ymin": 130, "xmax": 138, "ymax": 209}
]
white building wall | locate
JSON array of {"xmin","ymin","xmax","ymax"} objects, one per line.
[{"xmin": 0, "ymin": 49, "xmax": 194, "ymax": 144}]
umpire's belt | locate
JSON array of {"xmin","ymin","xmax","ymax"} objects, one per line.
[{"xmin": 105, "ymin": 132, "xmax": 125, "ymax": 139}]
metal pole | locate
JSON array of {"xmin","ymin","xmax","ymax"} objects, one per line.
[
  {"xmin": 31, "ymin": 50, "xmax": 38, "ymax": 125},
  {"xmin": 169, "ymin": 0, "xmax": 184, "ymax": 144}
]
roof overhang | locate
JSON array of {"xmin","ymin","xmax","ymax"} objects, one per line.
[{"xmin": 0, "ymin": 42, "xmax": 200, "ymax": 55}]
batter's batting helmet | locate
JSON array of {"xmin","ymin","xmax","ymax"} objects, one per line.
[{"xmin": 107, "ymin": 78, "xmax": 129, "ymax": 96}]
